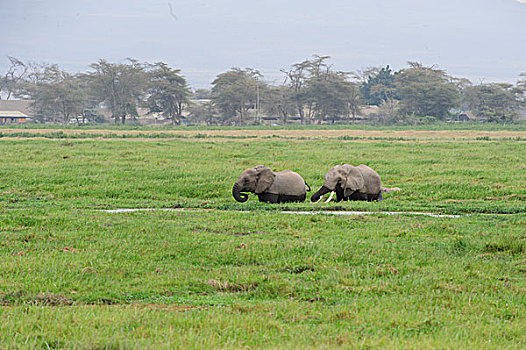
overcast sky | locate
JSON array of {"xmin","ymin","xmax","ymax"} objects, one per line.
[{"xmin": 1, "ymin": 0, "xmax": 525, "ymax": 88}]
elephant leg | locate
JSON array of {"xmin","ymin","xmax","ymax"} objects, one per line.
[
  {"xmin": 347, "ymin": 191, "xmax": 367, "ymax": 201},
  {"xmin": 257, "ymin": 193, "xmax": 279, "ymax": 203},
  {"xmin": 367, "ymin": 192, "xmax": 383, "ymax": 201},
  {"xmin": 358, "ymin": 192, "xmax": 369, "ymax": 201},
  {"xmin": 335, "ymin": 186, "xmax": 344, "ymax": 202},
  {"xmin": 346, "ymin": 190, "xmax": 357, "ymax": 201}
]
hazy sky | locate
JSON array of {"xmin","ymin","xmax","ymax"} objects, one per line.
[{"xmin": 1, "ymin": 0, "xmax": 525, "ymax": 88}]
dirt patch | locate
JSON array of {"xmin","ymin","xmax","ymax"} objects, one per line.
[
  {"xmin": 0, "ymin": 291, "xmax": 73, "ymax": 306},
  {"xmin": 2, "ymin": 128, "xmax": 525, "ymax": 140}
]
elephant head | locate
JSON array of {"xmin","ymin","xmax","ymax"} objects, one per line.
[
  {"xmin": 232, "ymin": 165, "xmax": 276, "ymax": 202},
  {"xmin": 311, "ymin": 164, "xmax": 362, "ymax": 202}
]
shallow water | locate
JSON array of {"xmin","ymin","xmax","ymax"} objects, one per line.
[{"xmin": 98, "ymin": 208, "xmax": 461, "ymax": 218}]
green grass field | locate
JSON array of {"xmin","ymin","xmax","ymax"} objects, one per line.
[{"xmin": 1, "ymin": 127, "xmax": 525, "ymax": 349}]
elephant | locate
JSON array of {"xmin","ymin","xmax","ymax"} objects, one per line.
[
  {"xmin": 310, "ymin": 164, "xmax": 393, "ymax": 203},
  {"xmin": 232, "ymin": 165, "xmax": 310, "ymax": 203}
]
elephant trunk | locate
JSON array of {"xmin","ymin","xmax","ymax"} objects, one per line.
[
  {"xmin": 232, "ymin": 183, "xmax": 249, "ymax": 203},
  {"xmin": 310, "ymin": 186, "xmax": 332, "ymax": 202}
]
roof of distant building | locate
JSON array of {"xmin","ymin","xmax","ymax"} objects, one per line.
[
  {"xmin": 0, "ymin": 110, "xmax": 28, "ymax": 117},
  {"xmin": 0, "ymin": 100, "xmax": 34, "ymax": 116}
]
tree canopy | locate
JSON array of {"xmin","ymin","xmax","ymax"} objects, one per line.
[
  {"xmin": 394, "ymin": 62, "xmax": 460, "ymax": 121},
  {"xmin": 1, "ymin": 56, "xmax": 525, "ymax": 125},
  {"xmin": 87, "ymin": 59, "xmax": 148, "ymax": 124},
  {"xmin": 360, "ymin": 65, "xmax": 396, "ymax": 106},
  {"xmin": 463, "ymin": 83, "xmax": 524, "ymax": 123},
  {"xmin": 281, "ymin": 55, "xmax": 361, "ymax": 124},
  {"xmin": 0, "ymin": 56, "xmax": 28, "ymax": 100},
  {"xmin": 147, "ymin": 62, "xmax": 191, "ymax": 125},
  {"xmin": 211, "ymin": 68, "xmax": 263, "ymax": 125}
]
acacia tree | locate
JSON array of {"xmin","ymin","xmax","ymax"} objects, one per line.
[
  {"xmin": 281, "ymin": 56, "xmax": 327, "ymax": 124},
  {"xmin": 518, "ymin": 72, "xmax": 526, "ymax": 105},
  {"xmin": 395, "ymin": 62, "xmax": 459, "ymax": 120},
  {"xmin": 281, "ymin": 55, "xmax": 361, "ymax": 124},
  {"xmin": 211, "ymin": 68, "xmax": 262, "ymax": 125},
  {"xmin": 463, "ymin": 83, "xmax": 524, "ymax": 123},
  {"xmin": 371, "ymin": 98, "xmax": 401, "ymax": 124},
  {"xmin": 263, "ymin": 85, "xmax": 296, "ymax": 124},
  {"xmin": 305, "ymin": 72, "xmax": 361, "ymax": 123},
  {"xmin": 147, "ymin": 62, "xmax": 191, "ymax": 125},
  {"xmin": 360, "ymin": 65, "xmax": 396, "ymax": 106},
  {"xmin": 21, "ymin": 64, "xmax": 87, "ymax": 123},
  {"xmin": 87, "ymin": 59, "xmax": 148, "ymax": 124},
  {"xmin": 0, "ymin": 56, "xmax": 28, "ymax": 100},
  {"xmin": 187, "ymin": 100, "xmax": 217, "ymax": 125},
  {"xmin": 284, "ymin": 56, "xmax": 360, "ymax": 123}
]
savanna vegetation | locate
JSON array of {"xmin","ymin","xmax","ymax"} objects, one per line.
[
  {"xmin": 1, "ymin": 55, "xmax": 525, "ymax": 125},
  {"xmin": 0, "ymin": 126, "xmax": 525, "ymax": 348}
]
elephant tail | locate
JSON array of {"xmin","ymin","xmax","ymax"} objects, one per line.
[{"xmin": 305, "ymin": 181, "xmax": 311, "ymax": 192}]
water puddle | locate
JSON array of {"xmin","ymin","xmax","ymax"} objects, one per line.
[{"xmin": 97, "ymin": 208, "xmax": 461, "ymax": 218}]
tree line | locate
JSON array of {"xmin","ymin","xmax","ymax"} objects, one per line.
[{"xmin": 1, "ymin": 55, "xmax": 525, "ymax": 125}]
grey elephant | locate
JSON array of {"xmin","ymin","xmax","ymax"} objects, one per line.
[
  {"xmin": 232, "ymin": 165, "xmax": 310, "ymax": 203},
  {"xmin": 311, "ymin": 164, "xmax": 397, "ymax": 202}
]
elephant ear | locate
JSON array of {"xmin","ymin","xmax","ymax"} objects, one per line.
[
  {"xmin": 255, "ymin": 165, "xmax": 276, "ymax": 194},
  {"xmin": 343, "ymin": 165, "xmax": 365, "ymax": 197},
  {"xmin": 324, "ymin": 166, "xmax": 345, "ymax": 190}
]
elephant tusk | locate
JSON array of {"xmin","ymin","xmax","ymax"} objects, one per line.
[{"xmin": 324, "ymin": 191, "xmax": 335, "ymax": 203}]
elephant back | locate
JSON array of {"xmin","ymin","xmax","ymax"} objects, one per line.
[
  {"xmin": 267, "ymin": 170, "xmax": 306, "ymax": 196},
  {"xmin": 357, "ymin": 164, "xmax": 382, "ymax": 194}
]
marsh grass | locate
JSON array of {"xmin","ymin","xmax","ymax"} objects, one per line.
[
  {"xmin": 0, "ymin": 136, "xmax": 524, "ymax": 213},
  {"xmin": 0, "ymin": 127, "xmax": 525, "ymax": 348}
]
